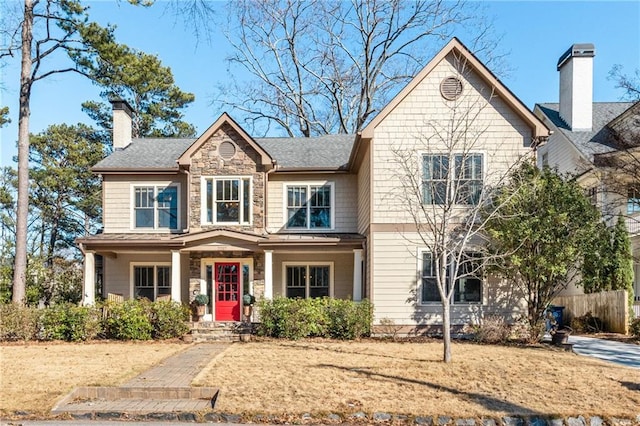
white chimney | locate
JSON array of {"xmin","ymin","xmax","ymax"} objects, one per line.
[
  {"xmin": 557, "ymin": 43, "xmax": 595, "ymax": 131},
  {"xmin": 111, "ymin": 99, "xmax": 133, "ymax": 150}
]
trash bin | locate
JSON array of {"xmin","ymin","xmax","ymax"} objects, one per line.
[{"xmin": 547, "ymin": 305, "xmax": 565, "ymax": 329}]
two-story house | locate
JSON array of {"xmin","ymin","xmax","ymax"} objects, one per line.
[
  {"xmin": 534, "ymin": 43, "xmax": 640, "ymax": 316},
  {"xmin": 78, "ymin": 38, "xmax": 549, "ymax": 331}
]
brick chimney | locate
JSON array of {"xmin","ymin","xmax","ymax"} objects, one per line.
[
  {"xmin": 557, "ymin": 43, "xmax": 595, "ymax": 131},
  {"xmin": 110, "ymin": 99, "xmax": 133, "ymax": 150}
]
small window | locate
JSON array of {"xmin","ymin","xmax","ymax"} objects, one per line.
[
  {"xmin": 285, "ymin": 264, "xmax": 331, "ymax": 298},
  {"xmin": 286, "ymin": 184, "xmax": 333, "ymax": 229},
  {"xmin": 133, "ymin": 265, "xmax": 171, "ymax": 301},
  {"xmin": 219, "ymin": 140, "xmax": 237, "ymax": 160},
  {"xmin": 133, "ymin": 185, "xmax": 178, "ymax": 230},
  {"xmin": 440, "ymin": 76, "xmax": 463, "ymax": 101}
]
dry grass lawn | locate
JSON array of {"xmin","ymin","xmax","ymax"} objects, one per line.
[
  {"xmin": 0, "ymin": 341, "xmax": 189, "ymax": 416},
  {"xmin": 193, "ymin": 339, "xmax": 640, "ymax": 417}
]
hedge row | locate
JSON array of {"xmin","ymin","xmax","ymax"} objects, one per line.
[
  {"xmin": 256, "ymin": 297, "xmax": 373, "ymax": 340},
  {"xmin": 0, "ymin": 300, "xmax": 190, "ymax": 342}
]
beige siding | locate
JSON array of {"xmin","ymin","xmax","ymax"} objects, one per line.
[
  {"xmin": 357, "ymin": 144, "xmax": 371, "ymax": 235},
  {"xmin": 104, "ymin": 253, "xmax": 173, "ymax": 300},
  {"xmin": 371, "ymin": 53, "xmax": 534, "ymax": 224},
  {"xmin": 103, "ymin": 174, "xmax": 187, "ymax": 233},
  {"xmin": 536, "ymin": 134, "xmax": 584, "ymax": 175},
  {"xmin": 370, "ymin": 231, "xmax": 527, "ymax": 326},
  {"xmin": 266, "ymin": 173, "xmax": 358, "ymax": 233},
  {"xmin": 272, "ymin": 252, "xmax": 354, "ymax": 299}
]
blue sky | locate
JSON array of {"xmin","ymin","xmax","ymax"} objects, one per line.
[{"xmin": 1, "ymin": 1, "xmax": 639, "ymax": 167}]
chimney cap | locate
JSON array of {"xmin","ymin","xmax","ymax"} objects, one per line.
[
  {"xmin": 110, "ymin": 99, "xmax": 134, "ymax": 117},
  {"xmin": 557, "ymin": 43, "xmax": 595, "ymax": 70}
]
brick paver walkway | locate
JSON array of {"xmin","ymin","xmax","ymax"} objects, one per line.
[{"xmin": 52, "ymin": 343, "xmax": 229, "ymax": 415}]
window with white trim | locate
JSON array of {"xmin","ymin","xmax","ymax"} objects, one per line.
[
  {"xmin": 133, "ymin": 185, "xmax": 178, "ymax": 229},
  {"xmin": 420, "ymin": 252, "xmax": 482, "ymax": 304},
  {"xmin": 628, "ymin": 186, "xmax": 640, "ymax": 214},
  {"xmin": 286, "ymin": 184, "xmax": 332, "ymax": 229},
  {"xmin": 422, "ymin": 154, "xmax": 483, "ymax": 205},
  {"xmin": 285, "ymin": 264, "xmax": 331, "ymax": 298},
  {"xmin": 133, "ymin": 265, "xmax": 171, "ymax": 301},
  {"xmin": 204, "ymin": 177, "xmax": 251, "ymax": 224}
]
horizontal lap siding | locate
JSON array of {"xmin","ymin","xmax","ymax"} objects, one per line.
[
  {"xmin": 272, "ymin": 252, "xmax": 354, "ymax": 299},
  {"xmin": 357, "ymin": 144, "xmax": 371, "ymax": 235},
  {"xmin": 104, "ymin": 253, "xmax": 172, "ymax": 299},
  {"xmin": 266, "ymin": 173, "xmax": 358, "ymax": 233},
  {"xmin": 371, "ymin": 231, "xmax": 526, "ymax": 326},
  {"xmin": 371, "ymin": 54, "xmax": 533, "ymax": 224},
  {"xmin": 103, "ymin": 174, "xmax": 187, "ymax": 233}
]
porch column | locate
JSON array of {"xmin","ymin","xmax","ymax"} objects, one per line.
[
  {"xmin": 264, "ymin": 250, "xmax": 273, "ymax": 299},
  {"xmin": 83, "ymin": 251, "xmax": 95, "ymax": 306},
  {"xmin": 171, "ymin": 250, "xmax": 181, "ymax": 302},
  {"xmin": 353, "ymin": 249, "xmax": 363, "ymax": 302}
]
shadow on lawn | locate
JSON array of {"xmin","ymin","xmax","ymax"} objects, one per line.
[
  {"xmin": 317, "ymin": 364, "xmax": 541, "ymax": 416},
  {"xmin": 277, "ymin": 341, "xmax": 440, "ymax": 363}
]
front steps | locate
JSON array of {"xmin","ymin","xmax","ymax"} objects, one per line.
[{"xmin": 189, "ymin": 321, "xmax": 253, "ymax": 342}]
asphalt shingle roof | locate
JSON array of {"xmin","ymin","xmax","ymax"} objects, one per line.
[
  {"xmin": 537, "ymin": 102, "xmax": 634, "ymax": 158},
  {"xmin": 93, "ymin": 138, "xmax": 195, "ymax": 170},
  {"xmin": 93, "ymin": 134, "xmax": 356, "ymax": 171}
]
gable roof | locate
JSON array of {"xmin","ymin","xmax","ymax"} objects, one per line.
[
  {"xmin": 178, "ymin": 112, "xmax": 273, "ymax": 167},
  {"xmin": 257, "ymin": 134, "xmax": 355, "ymax": 170},
  {"xmin": 359, "ymin": 37, "xmax": 549, "ymax": 140},
  {"xmin": 92, "ymin": 138, "xmax": 195, "ymax": 172},
  {"xmin": 536, "ymin": 102, "xmax": 635, "ymax": 159}
]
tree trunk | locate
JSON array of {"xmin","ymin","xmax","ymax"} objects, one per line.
[
  {"xmin": 442, "ymin": 301, "xmax": 452, "ymax": 363},
  {"xmin": 12, "ymin": 0, "xmax": 34, "ymax": 305}
]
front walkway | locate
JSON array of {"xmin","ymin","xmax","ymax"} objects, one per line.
[
  {"xmin": 52, "ymin": 343, "xmax": 229, "ymax": 414},
  {"xmin": 569, "ymin": 335, "xmax": 640, "ymax": 369}
]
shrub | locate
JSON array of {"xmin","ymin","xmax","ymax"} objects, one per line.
[
  {"xmin": 468, "ymin": 316, "xmax": 511, "ymax": 344},
  {"xmin": 257, "ymin": 297, "xmax": 372, "ymax": 340},
  {"xmin": 0, "ymin": 303, "xmax": 39, "ymax": 341},
  {"xmin": 104, "ymin": 300, "xmax": 153, "ymax": 340},
  {"xmin": 150, "ymin": 301, "xmax": 190, "ymax": 339},
  {"xmin": 570, "ymin": 312, "xmax": 603, "ymax": 334},
  {"xmin": 38, "ymin": 303, "xmax": 102, "ymax": 341},
  {"xmin": 630, "ymin": 317, "xmax": 640, "ymax": 338}
]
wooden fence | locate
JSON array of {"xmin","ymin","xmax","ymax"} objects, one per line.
[{"xmin": 553, "ymin": 290, "xmax": 629, "ymax": 334}]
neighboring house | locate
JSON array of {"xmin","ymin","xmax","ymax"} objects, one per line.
[
  {"xmin": 78, "ymin": 38, "xmax": 549, "ymax": 330},
  {"xmin": 534, "ymin": 43, "xmax": 640, "ymax": 316}
]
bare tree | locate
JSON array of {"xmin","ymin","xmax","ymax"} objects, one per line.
[
  {"xmin": 609, "ymin": 65, "xmax": 640, "ymax": 101},
  {"xmin": 217, "ymin": 0, "xmax": 506, "ymax": 137},
  {"xmin": 389, "ymin": 59, "xmax": 531, "ymax": 362}
]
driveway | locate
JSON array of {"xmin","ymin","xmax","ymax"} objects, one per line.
[{"xmin": 569, "ymin": 335, "xmax": 640, "ymax": 369}]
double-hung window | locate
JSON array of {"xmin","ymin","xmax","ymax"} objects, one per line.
[
  {"xmin": 628, "ymin": 186, "xmax": 640, "ymax": 214},
  {"xmin": 204, "ymin": 177, "xmax": 251, "ymax": 225},
  {"xmin": 286, "ymin": 184, "xmax": 333, "ymax": 229},
  {"xmin": 285, "ymin": 264, "xmax": 331, "ymax": 298},
  {"xmin": 133, "ymin": 264, "xmax": 171, "ymax": 301},
  {"xmin": 422, "ymin": 153, "xmax": 483, "ymax": 205},
  {"xmin": 133, "ymin": 185, "xmax": 178, "ymax": 230},
  {"xmin": 420, "ymin": 252, "xmax": 482, "ymax": 304}
]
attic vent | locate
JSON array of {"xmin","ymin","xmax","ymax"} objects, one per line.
[
  {"xmin": 219, "ymin": 140, "xmax": 237, "ymax": 160},
  {"xmin": 440, "ymin": 76, "xmax": 463, "ymax": 101}
]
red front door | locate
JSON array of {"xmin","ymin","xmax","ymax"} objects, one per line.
[{"xmin": 215, "ymin": 262, "xmax": 241, "ymax": 321}]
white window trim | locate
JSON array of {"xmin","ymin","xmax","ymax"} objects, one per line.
[
  {"xmin": 418, "ymin": 151, "xmax": 486, "ymax": 206},
  {"xmin": 282, "ymin": 181, "xmax": 335, "ymax": 231},
  {"xmin": 130, "ymin": 182, "xmax": 181, "ymax": 231},
  {"xmin": 281, "ymin": 261, "xmax": 334, "ymax": 298},
  {"xmin": 201, "ymin": 176, "xmax": 253, "ymax": 226},
  {"xmin": 416, "ymin": 248, "xmax": 483, "ymax": 306},
  {"xmin": 130, "ymin": 262, "xmax": 172, "ymax": 300},
  {"xmin": 200, "ymin": 257, "xmax": 254, "ymax": 322}
]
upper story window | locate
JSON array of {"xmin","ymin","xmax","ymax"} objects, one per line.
[
  {"xmin": 628, "ymin": 186, "xmax": 640, "ymax": 214},
  {"xmin": 285, "ymin": 183, "xmax": 333, "ymax": 230},
  {"xmin": 133, "ymin": 185, "xmax": 178, "ymax": 230},
  {"xmin": 422, "ymin": 153, "xmax": 483, "ymax": 205},
  {"xmin": 204, "ymin": 177, "xmax": 251, "ymax": 225},
  {"xmin": 420, "ymin": 252, "xmax": 482, "ymax": 304}
]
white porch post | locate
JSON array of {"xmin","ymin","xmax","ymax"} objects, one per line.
[
  {"xmin": 171, "ymin": 250, "xmax": 181, "ymax": 302},
  {"xmin": 83, "ymin": 251, "xmax": 96, "ymax": 306},
  {"xmin": 353, "ymin": 249, "xmax": 363, "ymax": 301},
  {"xmin": 264, "ymin": 250, "xmax": 273, "ymax": 299}
]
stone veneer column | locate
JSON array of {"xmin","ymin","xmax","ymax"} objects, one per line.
[
  {"xmin": 171, "ymin": 250, "xmax": 181, "ymax": 302},
  {"xmin": 83, "ymin": 251, "xmax": 95, "ymax": 306},
  {"xmin": 264, "ymin": 250, "xmax": 273, "ymax": 299},
  {"xmin": 353, "ymin": 249, "xmax": 363, "ymax": 302}
]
